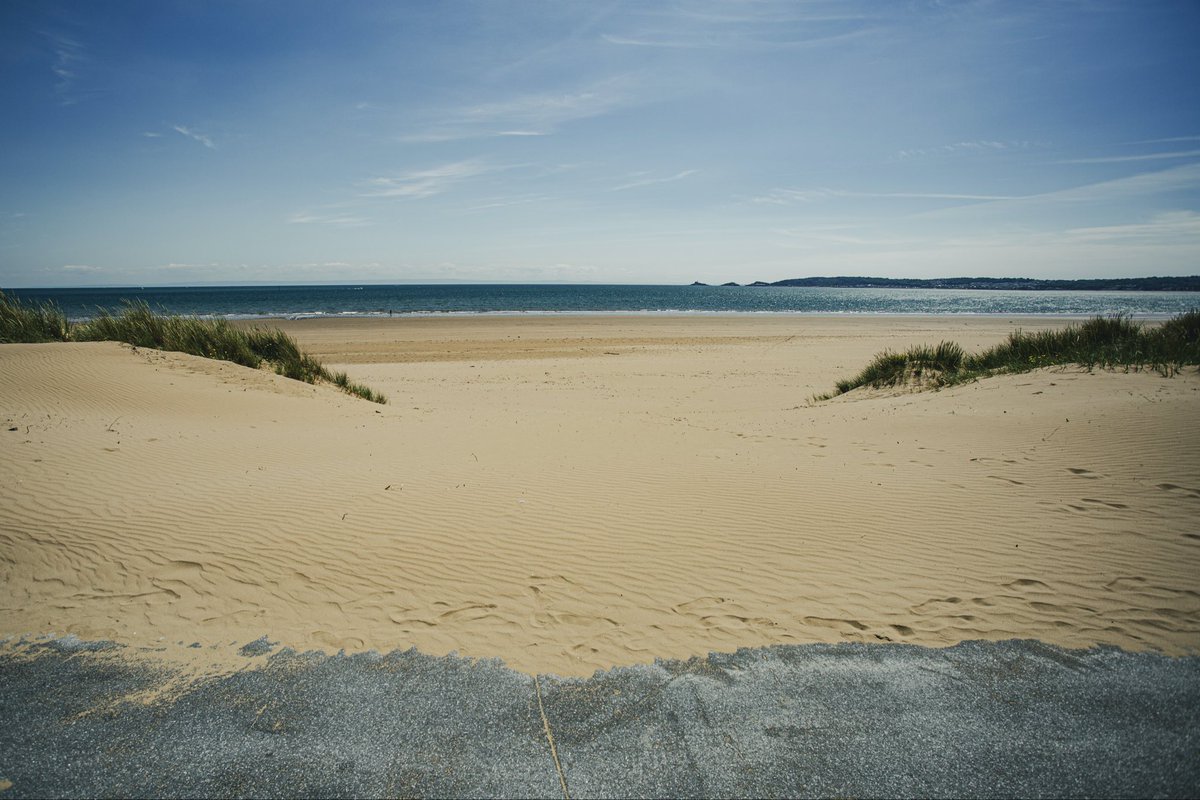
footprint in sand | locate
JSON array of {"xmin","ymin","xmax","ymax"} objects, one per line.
[
  {"xmin": 1081, "ymin": 498, "xmax": 1129, "ymax": 509},
  {"xmin": 1003, "ymin": 578, "xmax": 1051, "ymax": 590},
  {"xmin": 988, "ymin": 475, "xmax": 1025, "ymax": 485},
  {"xmin": 802, "ymin": 616, "xmax": 869, "ymax": 632},
  {"xmin": 1067, "ymin": 468, "xmax": 1100, "ymax": 479},
  {"xmin": 1104, "ymin": 576, "xmax": 1147, "ymax": 591},
  {"xmin": 1156, "ymin": 483, "xmax": 1200, "ymax": 498},
  {"xmin": 673, "ymin": 596, "xmax": 727, "ymax": 613},
  {"xmin": 911, "ymin": 596, "xmax": 963, "ymax": 613}
]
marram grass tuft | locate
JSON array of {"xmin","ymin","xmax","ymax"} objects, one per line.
[
  {"xmin": 824, "ymin": 312, "xmax": 1199, "ymax": 398},
  {"xmin": 0, "ymin": 295, "xmax": 386, "ymax": 404}
]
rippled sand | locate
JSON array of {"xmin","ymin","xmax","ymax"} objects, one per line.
[{"xmin": 2, "ymin": 315, "xmax": 1197, "ymax": 676}]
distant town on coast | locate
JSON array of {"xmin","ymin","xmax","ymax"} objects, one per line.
[{"xmin": 691, "ymin": 276, "xmax": 1200, "ymax": 291}]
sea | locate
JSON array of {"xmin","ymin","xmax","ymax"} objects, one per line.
[{"xmin": 5, "ymin": 284, "xmax": 1198, "ymax": 320}]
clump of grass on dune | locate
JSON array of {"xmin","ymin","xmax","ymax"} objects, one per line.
[
  {"xmin": 75, "ymin": 302, "xmax": 262, "ymax": 369},
  {"xmin": 1, "ymin": 295, "xmax": 386, "ymax": 404},
  {"xmin": 330, "ymin": 369, "xmax": 388, "ymax": 404},
  {"xmin": 822, "ymin": 311, "xmax": 1200, "ymax": 399},
  {"xmin": 0, "ymin": 290, "xmax": 70, "ymax": 343},
  {"xmin": 833, "ymin": 341, "xmax": 964, "ymax": 394},
  {"xmin": 962, "ymin": 314, "xmax": 1148, "ymax": 374},
  {"xmin": 1134, "ymin": 308, "xmax": 1199, "ymax": 373}
]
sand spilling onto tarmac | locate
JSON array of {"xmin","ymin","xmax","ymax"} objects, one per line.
[{"xmin": 2, "ymin": 315, "xmax": 1198, "ymax": 676}]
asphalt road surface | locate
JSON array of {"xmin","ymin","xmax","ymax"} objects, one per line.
[{"xmin": 1, "ymin": 637, "xmax": 1197, "ymax": 798}]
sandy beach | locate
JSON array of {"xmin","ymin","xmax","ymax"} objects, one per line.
[{"xmin": 2, "ymin": 315, "xmax": 1197, "ymax": 676}]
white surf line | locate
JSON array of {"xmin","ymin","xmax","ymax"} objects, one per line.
[{"xmin": 534, "ymin": 675, "xmax": 571, "ymax": 799}]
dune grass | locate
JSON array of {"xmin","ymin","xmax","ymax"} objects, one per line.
[
  {"xmin": 820, "ymin": 311, "xmax": 1200, "ymax": 399},
  {"xmin": 329, "ymin": 369, "xmax": 388, "ymax": 404},
  {"xmin": 0, "ymin": 292, "xmax": 386, "ymax": 404},
  {"xmin": 833, "ymin": 340, "xmax": 965, "ymax": 395},
  {"xmin": 0, "ymin": 291, "xmax": 70, "ymax": 343}
]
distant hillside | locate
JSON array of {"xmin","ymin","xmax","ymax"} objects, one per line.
[{"xmin": 728, "ymin": 276, "xmax": 1200, "ymax": 291}]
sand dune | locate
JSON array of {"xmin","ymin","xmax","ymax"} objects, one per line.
[{"xmin": 2, "ymin": 316, "xmax": 1198, "ymax": 676}]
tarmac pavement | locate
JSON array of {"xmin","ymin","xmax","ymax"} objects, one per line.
[{"xmin": 1, "ymin": 637, "xmax": 1197, "ymax": 798}]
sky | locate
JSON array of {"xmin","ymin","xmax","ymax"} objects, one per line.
[{"xmin": 1, "ymin": 0, "xmax": 1199, "ymax": 287}]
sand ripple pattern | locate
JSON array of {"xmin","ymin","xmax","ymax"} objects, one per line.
[{"xmin": 2, "ymin": 323, "xmax": 1198, "ymax": 676}]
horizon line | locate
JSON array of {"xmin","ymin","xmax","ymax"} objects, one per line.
[{"xmin": 5, "ymin": 274, "xmax": 1200, "ymax": 292}]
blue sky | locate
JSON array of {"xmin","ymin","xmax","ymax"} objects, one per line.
[{"xmin": 2, "ymin": 0, "xmax": 1198, "ymax": 287}]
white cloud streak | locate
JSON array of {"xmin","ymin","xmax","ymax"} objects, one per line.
[
  {"xmin": 1055, "ymin": 149, "xmax": 1200, "ymax": 165},
  {"xmin": 755, "ymin": 163, "xmax": 1200, "ymax": 212},
  {"xmin": 754, "ymin": 187, "xmax": 1022, "ymax": 205},
  {"xmin": 467, "ymin": 193, "xmax": 555, "ymax": 211},
  {"xmin": 612, "ymin": 169, "xmax": 699, "ymax": 191},
  {"xmin": 172, "ymin": 125, "xmax": 216, "ymax": 149},
  {"xmin": 359, "ymin": 161, "xmax": 501, "ymax": 199},
  {"xmin": 1124, "ymin": 135, "xmax": 1200, "ymax": 145},
  {"xmin": 984, "ymin": 162, "xmax": 1200, "ymax": 207},
  {"xmin": 43, "ymin": 31, "xmax": 88, "ymax": 105},
  {"xmin": 402, "ymin": 78, "xmax": 634, "ymax": 142},
  {"xmin": 896, "ymin": 140, "xmax": 1033, "ymax": 159},
  {"xmin": 288, "ymin": 212, "xmax": 372, "ymax": 228},
  {"xmin": 599, "ymin": 3, "xmax": 878, "ymax": 51},
  {"xmin": 1059, "ymin": 211, "xmax": 1200, "ymax": 242},
  {"xmin": 600, "ymin": 27, "xmax": 872, "ymax": 50}
]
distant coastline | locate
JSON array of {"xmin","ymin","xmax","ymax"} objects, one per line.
[{"xmin": 691, "ymin": 276, "xmax": 1200, "ymax": 291}]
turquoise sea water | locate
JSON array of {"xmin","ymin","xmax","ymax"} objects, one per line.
[{"xmin": 6, "ymin": 284, "xmax": 1198, "ymax": 320}]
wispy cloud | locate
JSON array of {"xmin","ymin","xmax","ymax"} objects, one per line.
[
  {"xmin": 287, "ymin": 211, "xmax": 372, "ymax": 228},
  {"xmin": 1124, "ymin": 135, "xmax": 1200, "ymax": 145},
  {"xmin": 600, "ymin": 34, "xmax": 702, "ymax": 48},
  {"xmin": 43, "ymin": 31, "xmax": 88, "ymax": 105},
  {"xmin": 59, "ymin": 263, "xmax": 101, "ymax": 272},
  {"xmin": 752, "ymin": 188, "xmax": 831, "ymax": 205},
  {"xmin": 402, "ymin": 78, "xmax": 634, "ymax": 142},
  {"xmin": 359, "ymin": 160, "xmax": 501, "ymax": 199},
  {"xmin": 1055, "ymin": 149, "xmax": 1200, "ymax": 165},
  {"xmin": 896, "ymin": 140, "xmax": 1033, "ymax": 159},
  {"xmin": 467, "ymin": 193, "xmax": 555, "ymax": 211},
  {"xmin": 172, "ymin": 125, "xmax": 216, "ymax": 149},
  {"xmin": 600, "ymin": 27, "xmax": 872, "ymax": 49},
  {"xmin": 1060, "ymin": 211, "xmax": 1200, "ymax": 243},
  {"xmin": 753, "ymin": 187, "xmax": 1022, "ymax": 205},
  {"xmin": 600, "ymin": 2, "xmax": 877, "ymax": 50},
  {"xmin": 986, "ymin": 162, "xmax": 1200, "ymax": 206},
  {"xmin": 612, "ymin": 169, "xmax": 699, "ymax": 191},
  {"xmin": 874, "ymin": 191, "xmax": 1021, "ymax": 201}
]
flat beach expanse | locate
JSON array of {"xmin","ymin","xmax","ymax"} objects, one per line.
[{"xmin": 2, "ymin": 315, "xmax": 1197, "ymax": 676}]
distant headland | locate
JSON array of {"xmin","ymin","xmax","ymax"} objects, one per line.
[{"xmin": 690, "ymin": 276, "xmax": 1200, "ymax": 291}]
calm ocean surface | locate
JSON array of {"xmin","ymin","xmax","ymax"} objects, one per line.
[{"xmin": 7, "ymin": 284, "xmax": 1198, "ymax": 320}]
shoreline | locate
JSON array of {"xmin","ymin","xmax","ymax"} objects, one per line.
[
  {"xmin": 74, "ymin": 309, "xmax": 1193, "ymax": 323},
  {"xmin": 10, "ymin": 284, "xmax": 1198, "ymax": 323}
]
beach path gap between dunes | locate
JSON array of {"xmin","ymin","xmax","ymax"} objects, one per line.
[{"xmin": 1, "ymin": 314, "xmax": 1197, "ymax": 676}]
